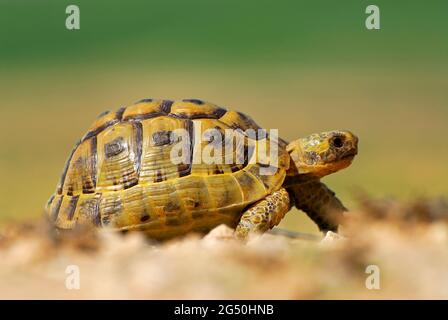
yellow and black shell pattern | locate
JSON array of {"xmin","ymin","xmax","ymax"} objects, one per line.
[{"xmin": 46, "ymin": 99, "xmax": 290, "ymax": 239}]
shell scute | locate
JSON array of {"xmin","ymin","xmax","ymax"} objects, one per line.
[
  {"xmin": 169, "ymin": 100, "xmax": 227, "ymax": 119},
  {"xmin": 232, "ymin": 170, "xmax": 267, "ymax": 203},
  {"xmin": 139, "ymin": 116, "xmax": 192, "ymax": 184},
  {"xmin": 61, "ymin": 137, "xmax": 97, "ymax": 195},
  {"xmin": 204, "ymin": 174, "xmax": 244, "ymax": 211},
  {"xmin": 122, "ymin": 100, "xmax": 167, "ymax": 121},
  {"xmin": 96, "ymin": 122, "xmax": 141, "ymax": 191},
  {"xmin": 219, "ymin": 110, "xmax": 261, "ymax": 131}
]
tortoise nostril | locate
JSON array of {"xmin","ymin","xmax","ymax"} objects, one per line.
[{"xmin": 332, "ymin": 137, "xmax": 344, "ymax": 148}]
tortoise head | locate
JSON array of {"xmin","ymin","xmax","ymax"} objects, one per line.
[{"xmin": 286, "ymin": 130, "xmax": 358, "ymax": 178}]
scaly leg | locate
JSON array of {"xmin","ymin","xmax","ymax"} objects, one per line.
[
  {"xmin": 289, "ymin": 180, "xmax": 346, "ymax": 233},
  {"xmin": 235, "ymin": 188, "xmax": 291, "ymax": 240}
]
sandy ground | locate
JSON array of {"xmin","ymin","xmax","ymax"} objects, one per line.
[{"xmin": 0, "ymin": 197, "xmax": 447, "ymax": 300}]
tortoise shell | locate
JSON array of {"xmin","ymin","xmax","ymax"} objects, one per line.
[{"xmin": 46, "ymin": 99, "xmax": 290, "ymax": 239}]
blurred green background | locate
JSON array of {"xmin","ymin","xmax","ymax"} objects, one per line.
[{"xmin": 0, "ymin": 0, "xmax": 447, "ymax": 233}]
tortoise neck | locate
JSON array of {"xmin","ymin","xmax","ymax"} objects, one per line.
[{"xmin": 283, "ymin": 173, "xmax": 319, "ymax": 188}]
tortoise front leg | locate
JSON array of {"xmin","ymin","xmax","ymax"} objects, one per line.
[
  {"xmin": 235, "ymin": 188, "xmax": 291, "ymax": 240},
  {"xmin": 288, "ymin": 180, "xmax": 346, "ymax": 233}
]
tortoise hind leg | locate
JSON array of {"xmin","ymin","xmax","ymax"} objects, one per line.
[{"xmin": 235, "ymin": 188, "xmax": 291, "ymax": 240}]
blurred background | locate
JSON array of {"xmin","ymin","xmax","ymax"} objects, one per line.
[{"xmin": 0, "ymin": 0, "xmax": 447, "ymax": 233}]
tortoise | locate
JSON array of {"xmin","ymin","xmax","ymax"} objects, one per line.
[{"xmin": 45, "ymin": 99, "xmax": 358, "ymax": 240}]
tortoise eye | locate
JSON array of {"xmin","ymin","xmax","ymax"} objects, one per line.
[{"xmin": 332, "ymin": 136, "xmax": 344, "ymax": 148}]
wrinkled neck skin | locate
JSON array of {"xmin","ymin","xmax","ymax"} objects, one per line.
[{"xmin": 283, "ymin": 161, "xmax": 320, "ymax": 188}]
